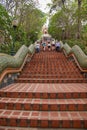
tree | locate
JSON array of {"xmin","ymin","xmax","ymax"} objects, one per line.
[
  {"xmin": 21, "ymin": 4, "xmax": 46, "ymax": 42},
  {"xmin": 0, "ymin": 4, "xmax": 12, "ymax": 44},
  {"xmin": 0, "ymin": 0, "xmax": 36, "ymax": 17},
  {"xmin": 48, "ymin": 6, "xmax": 77, "ymax": 40},
  {"xmin": 76, "ymin": 0, "xmax": 82, "ymax": 39}
]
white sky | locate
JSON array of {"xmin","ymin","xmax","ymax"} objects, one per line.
[{"xmin": 38, "ymin": 0, "xmax": 52, "ymax": 13}]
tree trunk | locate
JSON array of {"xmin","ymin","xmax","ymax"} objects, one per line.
[{"xmin": 77, "ymin": 0, "xmax": 82, "ymax": 39}]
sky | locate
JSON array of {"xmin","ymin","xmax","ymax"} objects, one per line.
[{"xmin": 38, "ymin": 0, "xmax": 52, "ymax": 13}]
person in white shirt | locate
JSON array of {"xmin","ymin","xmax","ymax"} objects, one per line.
[{"xmin": 47, "ymin": 41, "xmax": 51, "ymax": 51}]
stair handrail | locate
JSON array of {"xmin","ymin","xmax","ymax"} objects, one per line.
[
  {"xmin": 0, "ymin": 44, "xmax": 35, "ymax": 83},
  {"xmin": 62, "ymin": 43, "xmax": 72, "ymax": 57},
  {"xmin": 63, "ymin": 43, "xmax": 87, "ymax": 72},
  {"xmin": 70, "ymin": 45, "xmax": 87, "ymax": 72}
]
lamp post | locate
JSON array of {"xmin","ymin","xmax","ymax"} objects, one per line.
[{"xmin": 11, "ymin": 19, "xmax": 18, "ymax": 55}]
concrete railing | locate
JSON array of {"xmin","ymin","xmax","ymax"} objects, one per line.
[
  {"xmin": 62, "ymin": 43, "xmax": 87, "ymax": 72},
  {"xmin": 71, "ymin": 45, "xmax": 87, "ymax": 70},
  {"xmin": 0, "ymin": 44, "xmax": 35, "ymax": 84},
  {"xmin": 62, "ymin": 43, "xmax": 71, "ymax": 56},
  {"xmin": 28, "ymin": 44, "xmax": 35, "ymax": 54}
]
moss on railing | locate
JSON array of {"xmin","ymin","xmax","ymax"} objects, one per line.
[
  {"xmin": 62, "ymin": 42, "xmax": 87, "ymax": 69},
  {"xmin": 60, "ymin": 41, "xmax": 64, "ymax": 49},
  {"xmin": 28, "ymin": 44, "xmax": 35, "ymax": 54},
  {"xmin": 71, "ymin": 45, "xmax": 87, "ymax": 69},
  {"xmin": 0, "ymin": 44, "xmax": 35, "ymax": 74},
  {"xmin": 63, "ymin": 43, "xmax": 71, "ymax": 55}
]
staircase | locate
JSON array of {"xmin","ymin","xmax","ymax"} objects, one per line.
[
  {"xmin": 16, "ymin": 51, "xmax": 86, "ymax": 83},
  {"xmin": 0, "ymin": 51, "xmax": 87, "ymax": 129}
]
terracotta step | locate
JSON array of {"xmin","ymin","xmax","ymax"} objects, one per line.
[
  {"xmin": 0, "ymin": 50, "xmax": 87, "ymax": 129},
  {"xmin": 17, "ymin": 51, "xmax": 85, "ymax": 83},
  {"xmin": 0, "ymin": 109, "xmax": 87, "ymax": 128},
  {"xmin": 20, "ymin": 70, "xmax": 81, "ymax": 73},
  {"xmin": 18, "ymin": 51, "xmax": 86, "ymax": 88},
  {"xmin": 0, "ymin": 98, "xmax": 87, "ymax": 111},
  {"xmin": 15, "ymin": 78, "xmax": 87, "ymax": 83},
  {"xmin": 19, "ymin": 74, "xmax": 83, "ymax": 79},
  {"xmin": 1, "ymin": 91, "xmax": 87, "ymax": 99},
  {"xmin": 0, "ymin": 83, "xmax": 87, "ymax": 99},
  {"xmin": 19, "ymin": 73, "xmax": 83, "ymax": 77},
  {"xmin": 0, "ymin": 127, "xmax": 85, "ymax": 130}
]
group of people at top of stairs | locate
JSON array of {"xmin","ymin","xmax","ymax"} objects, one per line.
[{"xmin": 35, "ymin": 39, "xmax": 61, "ymax": 53}]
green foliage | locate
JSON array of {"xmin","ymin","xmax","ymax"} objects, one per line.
[
  {"xmin": 82, "ymin": 25, "xmax": 87, "ymax": 44},
  {"xmin": 0, "ymin": 3, "xmax": 46, "ymax": 54},
  {"xmin": 0, "ymin": 4, "xmax": 12, "ymax": 43},
  {"xmin": 14, "ymin": 42, "xmax": 22, "ymax": 52},
  {"xmin": 14, "ymin": 27, "xmax": 28, "ymax": 45},
  {"xmin": 64, "ymin": 39, "xmax": 87, "ymax": 54},
  {"xmin": 0, "ymin": 5, "xmax": 11, "ymax": 30},
  {"xmin": 48, "ymin": 8, "xmax": 75, "ymax": 40},
  {"xmin": 82, "ymin": 0, "xmax": 87, "ymax": 20},
  {"xmin": 0, "ymin": 43, "xmax": 11, "ymax": 54},
  {"xmin": 20, "ymin": 4, "xmax": 46, "ymax": 43},
  {"xmin": 49, "ymin": 0, "xmax": 87, "ymax": 42}
]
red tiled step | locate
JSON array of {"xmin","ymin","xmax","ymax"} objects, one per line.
[
  {"xmin": 0, "ymin": 98, "xmax": 87, "ymax": 111},
  {"xmin": 17, "ymin": 51, "xmax": 86, "ymax": 83},
  {"xmin": 21, "ymin": 67, "xmax": 81, "ymax": 73},
  {"xmin": 1, "ymin": 91, "xmax": 87, "ymax": 99},
  {"xmin": 0, "ymin": 109, "xmax": 87, "ymax": 128},
  {"xmin": 16, "ymin": 78, "xmax": 87, "ymax": 83},
  {"xmin": 19, "ymin": 74, "xmax": 83, "ymax": 78},
  {"xmin": 0, "ymin": 127, "xmax": 85, "ymax": 130},
  {"xmin": 0, "ymin": 83, "xmax": 87, "ymax": 99}
]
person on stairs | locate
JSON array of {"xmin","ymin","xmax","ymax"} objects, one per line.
[
  {"xmin": 35, "ymin": 40, "xmax": 40, "ymax": 53},
  {"xmin": 55, "ymin": 40, "xmax": 61, "ymax": 52},
  {"xmin": 51, "ymin": 39, "xmax": 55, "ymax": 50},
  {"xmin": 42, "ymin": 41, "xmax": 46, "ymax": 51},
  {"xmin": 47, "ymin": 41, "xmax": 51, "ymax": 51}
]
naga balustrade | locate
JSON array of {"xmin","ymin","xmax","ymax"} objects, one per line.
[
  {"xmin": 0, "ymin": 44, "xmax": 35, "ymax": 88},
  {"xmin": 62, "ymin": 42, "xmax": 87, "ymax": 76},
  {"xmin": 0, "ymin": 41, "xmax": 87, "ymax": 88}
]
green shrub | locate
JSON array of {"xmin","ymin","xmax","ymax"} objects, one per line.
[
  {"xmin": 64, "ymin": 39, "xmax": 87, "ymax": 54},
  {"xmin": 0, "ymin": 43, "xmax": 11, "ymax": 54}
]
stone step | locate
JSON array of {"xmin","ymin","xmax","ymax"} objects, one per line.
[
  {"xmin": 0, "ymin": 98, "xmax": 87, "ymax": 111},
  {"xmin": 1, "ymin": 91, "xmax": 87, "ymax": 99},
  {"xmin": 0, "ymin": 83, "xmax": 87, "ymax": 99},
  {"xmin": 19, "ymin": 74, "xmax": 83, "ymax": 78},
  {"xmin": 19, "ymin": 72, "xmax": 84, "ymax": 76},
  {"xmin": 0, "ymin": 127, "xmax": 86, "ymax": 130},
  {"xmin": 20, "ymin": 71, "xmax": 82, "ymax": 74},
  {"xmin": 15, "ymin": 78, "xmax": 87, "ymax": 83},
  {"xmin": 0, "ymin": 109, "xmax": 87, "ymax": 128},
  {"xmin": 19, "ymin": 75, "xmax": 84, "ymax": 78},
  {"xmin": 23, "ymin": 66, "xmax": 77, "ymax": 70},
  {"xmin": 17, "ymin": 51, "xmax": 84, "ymax": 83},
  {"xmin": 22, "ymin": 66, "xmax": 79, "ymax": 70}
]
